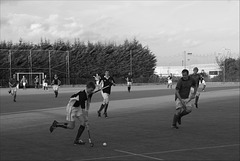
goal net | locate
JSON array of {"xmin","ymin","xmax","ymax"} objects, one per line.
[{"xmin": 16, "ymin": 72, "xmax": 44, "ymax": 88}]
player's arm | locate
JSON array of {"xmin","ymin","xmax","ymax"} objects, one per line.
[{"xmin": 111, "ymin": 77, "xmax": 116, "ymax": 86}]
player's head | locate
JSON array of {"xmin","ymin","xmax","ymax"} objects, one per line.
[
  {"xmin": 54, "ymin": 74, "xmax": 57, "ymax": 79},
  {"xmin": 86, "ymin": 81, "xmax": 96, "ymax": 94},
  {"xmin": 105, "ymin": 71, "xmax": 109, "ymax": 77},
  {"xmin": 13, "ymin": 74, "xmax": 16, "ymax": 78},
  {"xmin": 193, "ymin": 67, "xmax": 198, "ymax": 74},
  {"xmin": 182, "ymin": 69, "xmax": 189, "ymax": 80}
]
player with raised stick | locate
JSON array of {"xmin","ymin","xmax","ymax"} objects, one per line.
[
  {"xmin": 8, "ymin": 74, "xmax": 19, "ymax": 102},
  {"xmin": 49, "ymin": 81, "xmax": 96, "ymax": 146},
  {"xmin": 126, "ymin": 72, "xmax": 133, "ymax": 92},
  {"xmin": 97, "ymin": 70, "xmax": 116, "ymax": 118},
  {"xmin": 51, "ymin": 74, "xmax": 61, "ymax": 98},
  {"xmin": 172, "ymin": 69, "xmax": 197, "ymax": 129}
]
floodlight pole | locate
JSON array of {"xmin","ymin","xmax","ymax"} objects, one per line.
[
  {"xmin": 49, "ymin": 50, "xmax": 51, "ymax": 82},
  {"xmin": 9, "ymin": 50, "xmax": 12, "ymax": 78},
  {"xmin": 130, "ymin": 50, "xmax": 133, "ymax": 75},
  {"xmin": 29, "ymin": 50, "xmax": 33, "ymax": 85},
  {"xmin": 67, "ymin": 51, "xmax": 70, "ymax": 85}
]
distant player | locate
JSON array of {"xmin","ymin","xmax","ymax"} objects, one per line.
[
  {"xmin": 34, "ymin": 76, "xmax": 39, "ymax": 89},
  {"xmin": 200, "ymin": 70, "xmax": 206, "ymax": 91},
  {"xmin": 51, "ymin": 74, "xmax": 61, "ymax": 98},
  {"xmin": 167, "ymin": 73, "xmax": 173, "ymax": 89},
  {"xmin": 97, "ymin": 71, "xmax": 116, "ymax": 118},
  {"xmin": 20, "ymin": 75, "xmax": 28, "ymax": 90},
  {"xmin": 172, "ymin": 69, "xmax": 197, "ymax": 129},
  {"xmin": 42, "ymin": 75, "xmax": 48, "ymax": 90},
  {"xmin": 126, "ymin": 72, "xmax": 133, "ymax": 92},
  {"xmin": 8, "ymin": 74, "xmax": 19, "ymax": 102},
  {"xmin": 93, "ymin": 73, "xmax": 101, "ymax": 89},
  {"xmin": 190, "ymin": 67, "xmax": 202, "ymax": 108},
  {"xmin": 49, "ymin": 81, "xmax": 96, "ymax": 145}
]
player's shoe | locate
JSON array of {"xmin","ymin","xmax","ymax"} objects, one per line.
[
  {"xmin": 74, "ymin": 139, "xmax": 86, "ymax": 145},
  {"xmin": 171, "ymin": 124, "xmax": 179, "ymax": 129},
  {"xmin": 104, "ymin": 112, "xmax": 108, "ymax": 118},
  {"xmin": 202, "ymin": 89, "xmax": 205, "ymax": 92},
  {"xmin": 8, "ymin": 90, "xmax": 11, "ymax": 94},
  {"xmin": 177, "ymin": 117, "xmax": 182, "ymax": 125},
  {"xmin": 49, "ymin": 120, "xmax": 58, "ymax": 133}
]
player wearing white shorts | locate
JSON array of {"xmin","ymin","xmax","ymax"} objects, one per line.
[
  {"xmin": 200, "ymin": 70, "xmax": 206, "ymax": 91},
  {"xmin": 97, "ymin": 71, "xmax": 115, "ymax": 118},
  {"xmin": 20, "ymin": 76, "xmax": 27, "ymax": 90},
  {"xmin": 9, "ymin": 74, "xmax": 19, "ymax": 102},
  {"xmin": 42, "ymin": 75, "xmax": 48, "ymax": 90},
  {"xmin": 172, "ymin": 69, "xmax": 197, "ymax": 129},
  {"xmin": 51, "ymin": 74, "xmax": 61, "ymax": 98},
  {"xmin": 49, "ymin": 81, "xmax": 96, "ymax": 145},
  {"xmin": 126, "ymin": 72, "xmax": 133, "ymax": 92},
  {"xmin": 167, "ymin": 73, "xmax": 173, "ymax": 89}
]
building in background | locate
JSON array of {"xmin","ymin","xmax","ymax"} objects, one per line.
[{"xmin": 155, "ymin": 63, "xmax": 221, "ymax": 78}]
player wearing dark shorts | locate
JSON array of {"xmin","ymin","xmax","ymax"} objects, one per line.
[
  {"xmin": 97, "ymin": 71, "xmax": 115, "ymax": 118},
  {"xmin": 190, "ymin": 67, "xmax": 202, "ymax": 108},
  {"xmin": 172, "ymin": 69, "xmax": 197, "ymax": 129}
]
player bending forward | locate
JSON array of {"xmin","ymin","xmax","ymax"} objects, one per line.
[
  {"xmin": 172, "ymin": 69, "xmax": 197, "ymax": 129},
  {"xmin": 49, "ymin": 81, "xmax": 96, "ymax": 145}
]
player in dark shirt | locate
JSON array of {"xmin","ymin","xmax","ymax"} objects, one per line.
[
  {"xmin": 51, "ymin": 74, "xmax": 61, "ymax": 97},
  {"xmin": 172, "ymin": 69, "xmax": 197, "ymax": 129},
  {"xmin": 190, "ymin": 67, "xmax": 202, "ymax": 108},
  {"xmin": 49, "ymin": 81, "xmax": 96, "ymax": 145},
  {"xmin": 9, "ymin": 74, "xmax": 19, "ymax": 102},
  {"xmin": 126, "ymin": 72, "xmax": 133, "ymax": 92},
  {"xmin": 97, "ymin": 71, "xmax": 116, "ymax": 118}
]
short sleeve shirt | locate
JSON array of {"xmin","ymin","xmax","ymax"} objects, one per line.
[
  {"xmin": 175, "ymin": 76, "xmax": 196, "ymax": 100},
  {"xmin": 71, "ymin": 90, "xmax": 93, "ymax": 109},
  {"xmin": 100, "ymin": 76, "xmax": 115, "ymax": 94}
]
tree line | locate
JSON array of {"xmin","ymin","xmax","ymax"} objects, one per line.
[{"xmin": 0, "ymin": 38, "xmax": 157, "ymax": 86}]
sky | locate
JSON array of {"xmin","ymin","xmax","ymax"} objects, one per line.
[{"xmin": 0, "ymin": 0, "xmax": 239, "ymax": 66}]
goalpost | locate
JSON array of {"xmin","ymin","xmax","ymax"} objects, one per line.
[{"xmin": 16, "ymin": 72, "xmax": 45, "ymax": 88}]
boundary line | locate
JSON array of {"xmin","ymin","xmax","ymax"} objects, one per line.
[
  {"xmin": 80, "ymin": 144, "xmax": 239, "ymax": 161},
  {"xmin": 115, "ymin": 149, "xmax": 164, "ymax": 160}
]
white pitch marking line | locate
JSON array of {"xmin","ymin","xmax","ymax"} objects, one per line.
[
  {"xmin": 143, "ymin": 144, "xmax": 240, "ymax": 155},
  {"xmin": 115, "ymin": 149, "xmax": 164, "ymax": 161}
]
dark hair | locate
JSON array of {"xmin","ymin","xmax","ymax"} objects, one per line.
[
  {"xmin": 182, "ymin": 69, "xmax": 189, "ymax": 75},
  {"xmin": 86, "ymin": 81, "xmax": 96, "ymax": 89}
]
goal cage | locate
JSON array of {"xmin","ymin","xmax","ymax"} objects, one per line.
[{"xmin": 16, "ymin": 72, "xmax": 45, "ymax": 88}]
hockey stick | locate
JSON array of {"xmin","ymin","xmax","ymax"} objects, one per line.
[
  {"xmin": 87, "ymin": 129, "xmax": 94, "ymax": 147},
  {"xmin": 92, "ymin": 85, "xmax": 110, "ymax": 94}
]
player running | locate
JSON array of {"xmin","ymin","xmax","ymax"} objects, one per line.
[
  {"xmin": 167, "ymin": 73, "xmax": 173, "ymax": 89},
  {"xmin": 51, "ymin": 74, "xmax": 61, "ymax": 98},
  {"xmin": 190, "ymin": 67, "xmax": 203, "ymax": 108},
  {"xmin": 34, "ymin": 76, "xmax": 39, "ymax": 89},
  {"xmin": 20, "ymin": 75, "xmax": 28, "ymax": 90},
  {"xmin": 49, "ymin": 81, "xmax": 96, "ymax": 145},
  {"xmin": 8, "ymin": 74, "xmax": 19, "ymax": 102},
  {"xmin": 126, "ymin": 72, "xmax": 133, "ymax": 92},
  {"xmin": 97, "ymin": 71, "xmax": 116, "ymax": 118},
  {"xmin": 172, "ymin": 69, "xmax": 197, "ymax": 129},
  {"xmin": 200, "ymin": 69, "xmax": 206, "ymax": 91}
]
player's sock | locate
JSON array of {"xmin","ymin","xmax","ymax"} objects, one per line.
[
  {"xmin": 104, "ymin": 104, "xmax": 109, "ymax": 115},
  {"xmin": 128, "ymin": 86, "xmax": 130, "ymax": 92},
  {"xmin": 195, "ymin": 96, "xmax": 199, "ymax": 108},
  {"xmin": 172, "ymin": 114, "xmax": 179, "ymax": 128},
  {"xmin": 56, "ymin": 122, "xmax": 68, "ymax": 129},
  {"xmin": 13, "ymin": 95, "xmax": 16, "ymax": 102},
  {"xmin": 178, "ymin": 110, "xmax": 190, "ymax": 125},
  {"xmin": 75, "ymin": 125, "xmax": 85, "ymax": 141},
  {"xmin": 98, "ymin": 104, "xmax": 105, "ymax": 112}
]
